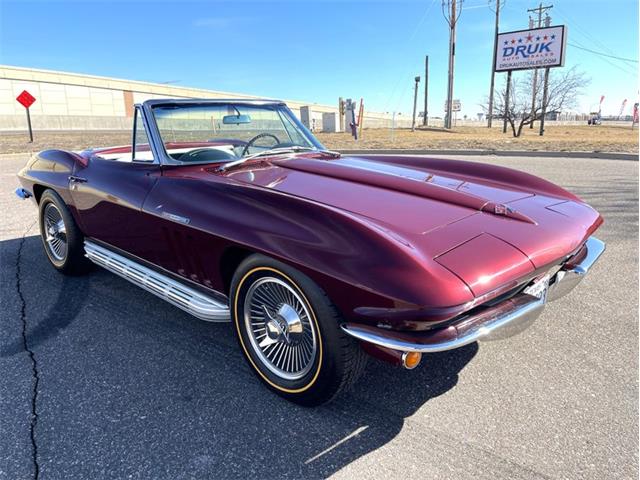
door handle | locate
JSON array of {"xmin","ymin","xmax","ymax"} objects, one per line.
[{"xmin": 68, "ymin": 175, "xmax": 88, "ymax": 183}]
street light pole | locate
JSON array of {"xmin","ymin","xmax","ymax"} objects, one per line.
[
  {"xmin": 411, "ymin": 76, "xmax": 421, "ymax": 131},
  {"xmin": 423, "ymin": 55, "xmax": 429, "ymax": 126}
]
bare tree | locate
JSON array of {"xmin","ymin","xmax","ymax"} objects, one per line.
[{"xmin": 483, "ymin": 67, "xmax": 590, "ymax": 137}]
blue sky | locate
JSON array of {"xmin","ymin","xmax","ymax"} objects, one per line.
[{"xmin": 0, "ymin": 0, "xmax": 638, "ymax": 117}]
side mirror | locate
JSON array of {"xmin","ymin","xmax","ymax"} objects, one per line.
[{"xmin": 222, "ymin": 114, "xmax": 251, "ymax": 125}]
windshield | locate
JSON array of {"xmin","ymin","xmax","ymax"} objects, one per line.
[{"xmin": 151, "ymin": 103, "xmax": 322, "ymax": 164}]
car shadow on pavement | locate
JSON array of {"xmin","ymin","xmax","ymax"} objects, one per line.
[
  {"xmin": 1, "ymin": 234, "xmax": 477, "ymax": 479},
  {"xmin": 1, "ymin": 237, "xmax": 89, "ymax": 358}
]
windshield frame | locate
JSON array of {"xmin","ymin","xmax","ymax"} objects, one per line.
[{"xmin": 141, "ymin": 99, "xmax": 326, "ymax": 166}]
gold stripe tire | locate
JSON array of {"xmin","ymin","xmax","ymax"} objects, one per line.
[{"xmin": 230, "ymin": 254, "xmax": 368, "ymax": 406}]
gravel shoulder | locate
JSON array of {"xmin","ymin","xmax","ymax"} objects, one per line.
[{"xmin": 1, "ymin": 124, "xmax": 637, "ymax": 155}]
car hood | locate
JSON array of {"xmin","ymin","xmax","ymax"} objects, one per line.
[{"xmin": 223, "ymin": 154, "xmax": 602, "ymax": 297}]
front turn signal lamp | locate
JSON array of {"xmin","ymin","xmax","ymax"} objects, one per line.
[{"xmin": 402, "ymin": 351, "xmax": 422, "ymax": 370}]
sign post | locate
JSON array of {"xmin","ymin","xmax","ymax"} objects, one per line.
[
  {"xmin": 444, "ymin": 99, "xmax": 462, "ymax": 112},
  {"xmin": 357, "ymin": 98, "xmax": 364, "ymax": 138},
  {"xmin": 345, "ymin": 98, "xmax": 358, "ymax": 140},
  {"xmin": 16, "ymin": 90, "xmax": 36, "ymax": 143},
  {"xmin": 539, "ymin": 67, "xmax": 551, "ymax": 136},
  {"xmin": 503, "ymin": 71, "xmax": 512, "ymax": 134}
]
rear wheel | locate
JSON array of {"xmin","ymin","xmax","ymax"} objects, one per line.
[
  {"xmin": 38, "ymin": 189, "xmax": 91, "ymax": 274},
  {"xmin": 231, "ymin": 254, "xmax": 367, "ymax": 406}
]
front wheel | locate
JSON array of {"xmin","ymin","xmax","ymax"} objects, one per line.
[
  {"xmin": 230, "ymin": 254, "xmax": 367, "ymax": 406},
  {"xmin": 38, "ymin": 189, "xmax": 91, "ymax": 274}
]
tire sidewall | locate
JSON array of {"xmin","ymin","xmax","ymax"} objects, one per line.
[
  {"xmin": 38, "ymin": 189, "xmax": 86, "ymax": 273},
  {"xmin": 231, "ymin": 255, "xmax": 348, "ymax": 405}
]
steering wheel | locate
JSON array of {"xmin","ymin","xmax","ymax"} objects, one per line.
[
  {"xmin": 241, "ymin": 133, "xmax": 281, "ymax": 156},
  {"xmin": 179, "ymin": 148, "xmax": 235, "ymax": 163}
]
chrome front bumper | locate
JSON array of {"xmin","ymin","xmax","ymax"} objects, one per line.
[
  {"xmin": 546, "ymin": 237, "xmax": 606, "ymax": 302},
  {"xmin": 341, "ymin": 236, "xmax": 606, "ymax": 354}
]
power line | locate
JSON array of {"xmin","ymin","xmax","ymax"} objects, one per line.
[
  {"xmin": 382, "ymin": 0, "xmax": 439, "ymax": 114},
  {"xmin": 553, "ymin": 6, "xmax": 637, "ymax": 75},
  {"xmin": 554, "ymin": 6, "xmax": 618, "ymax": 58},
  {"xmin": 461, "ymin": 3, "xmax": 488, "ymax": 10},
  {"xmin": 513, "ymin": 4, "xmax": 637, "ymax": 76},
  {"xmin": 574, "ymin": 47, "xmax": 636, "ymax": 77},
  {"xmin": 584, "ymin": 53, "xmax": 635, "ymax": 77},
  {"xmin": 568, "ymin": 43, "xmax": 638, "ymax": 64},
  {"xmin": 567, "ymin": 40, "xmax": 637, "ymax": 76}
]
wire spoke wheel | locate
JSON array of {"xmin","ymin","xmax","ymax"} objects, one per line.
[
  {"xmin": 243, "ymin": 277, "xmax": 317, "ymax": 381},
  {"xmin": 43, "ymin": 203, "xmax": 67, "ymax": 261},
  {"xmin": 233, "ymin": 255, "xmax": 368, "ymax": 406}
]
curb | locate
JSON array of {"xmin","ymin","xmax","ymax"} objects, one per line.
[{"xmin": 337, "ymin": 149, "xmax": 639, "ymax": 161}]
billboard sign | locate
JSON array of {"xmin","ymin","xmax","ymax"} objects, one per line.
[
  {"xmin": 495, "ymin": 25, "xmax": 566, "ymax": 72},
  {"xmin": 444, "ymin": 99, "xmax": 461, "ymax": 112}
]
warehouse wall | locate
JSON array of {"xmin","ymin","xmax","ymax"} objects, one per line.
[
  {"xmin": 0, "ymin": 65, "xmax": 413, "ymax": 132},
  {"xmin": 0, "ymin": 77, "xmax": 131, "ymax": 129}
]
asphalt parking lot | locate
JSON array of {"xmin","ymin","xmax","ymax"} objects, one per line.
[{"xmin": 1, "ymin": 152, "xmax": 637, "ymax": 479}]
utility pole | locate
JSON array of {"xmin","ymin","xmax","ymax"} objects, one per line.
[
  {"xmin": 487, "ymin": 0, "xmax": 504, "ymax": 128},
  {"xmin": 540, "ymin": 14, "xmax": 552, "ymax": 135},
  {"xmin": 527, "ymin": 3, "xmax": 553, "ymax": 129},
  {"xmin": 411, "ymin": 76, "xmax": 421, "ymax": 131},
  {"xmin": 528, "ymin": 16, "xmax": 538, "ymax": 129},
  {"xmin": 442, "ymin": 0, "xmax": 463, "ymax": 129},
  {"xmin": 423, "ymin": 55, "xmax": 429, "ymax": 126}
]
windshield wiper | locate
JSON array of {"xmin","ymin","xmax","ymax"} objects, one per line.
[{"xmin": 218, "ymin": 146, "xmax": 340, "ymax": 171}]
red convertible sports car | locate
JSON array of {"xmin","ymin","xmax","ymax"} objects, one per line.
[{"xmin": 16, "ymin": 99, "xmax": 605, "ymax": 406}]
